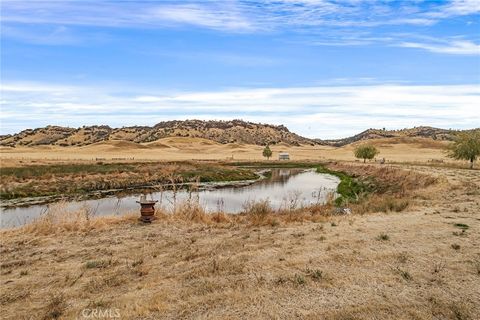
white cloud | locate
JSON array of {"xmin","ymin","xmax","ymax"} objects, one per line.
[
  {"xmin": 400, "ymin": 40, "xmax": 480, "ymax": 55},
  {"xmin": 428, "ymin": 0, "xmax": 480, "ymax": 17},
  {"xmin": 133, "ymin": 96, "xmax": 165, "ymax": 103},
  {"xmin": 149, "ymin": 4, "xmax": 253, "ymax": 31},
  {"xmin": 0, "ymin": 82, "xmax": 76, "ymax": 93},
  {"xmin": 1, "ymin": 82, "xmax": 479, "ymax": 139}
]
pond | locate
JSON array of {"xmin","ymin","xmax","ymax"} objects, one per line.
[{"xmin": 0, "ymin": 168, "xmax": 340, "ymax": 228}]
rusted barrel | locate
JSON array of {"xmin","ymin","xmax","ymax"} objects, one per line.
[{"xmin": 136, "ymin": 195, "xmax": 158, "ymax": 223}]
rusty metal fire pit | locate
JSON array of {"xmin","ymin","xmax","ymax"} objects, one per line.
[{"xmin": 136, "ymin": 195, "xmax": 158, "ymax": 223}]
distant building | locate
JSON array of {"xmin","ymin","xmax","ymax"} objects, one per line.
[{"xmin": 278, "ymin": 152, "xmax": 290, "ymax": 160}]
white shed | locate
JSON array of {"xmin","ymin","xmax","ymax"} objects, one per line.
[{"xmin": 278, "ymin": 152, "xmax": 290, "ymax": 160}]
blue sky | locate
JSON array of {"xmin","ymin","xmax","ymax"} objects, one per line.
[{"xmin": 1, "ymin": 0, "xmax": 479, "ymax": 138}]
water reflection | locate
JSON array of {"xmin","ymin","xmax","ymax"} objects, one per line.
[{"xmin": 1, "ymin": 169, "xmax": 339, "ymax": 228}]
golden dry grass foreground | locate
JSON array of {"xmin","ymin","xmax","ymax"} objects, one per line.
[{"xmin": 1, "ymin": 162, "xmax": 479, "ymax": 320}]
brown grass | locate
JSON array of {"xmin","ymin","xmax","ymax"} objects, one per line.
[
  {"xmin": 0, "ymin": 137, "xmax": 455, "ymax": 168},
  {"xmin": 20, "ymin": 203, "xmax": 138, "ymax": 236},
  {"xmin": 1, "ymin": 164, "xmax": 479, "ymax": 319}
]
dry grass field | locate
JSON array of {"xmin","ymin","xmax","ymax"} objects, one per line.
[
  {"xmin": 0, "ymin": 137, "xmax": 451, "ymax": 167},
  {"xmin": 1, "ymin": 160, "xmax": 479, "ymax": 320}
]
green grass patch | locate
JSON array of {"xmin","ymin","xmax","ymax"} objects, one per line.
[
  {"xmin": 316, "ymin": 165, "xmax": 372, "ymax": 206},
  {"xmin": 453, "ymin": 223, "xmax": 469, "ymax": 230}
]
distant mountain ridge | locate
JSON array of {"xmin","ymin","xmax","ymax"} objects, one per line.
[
  {"xmin": 1, "ymin": 121, "xmax": 477, "ymax": 148},
  {"xmin": 318, "ymin": 126, "xmax": 479, "ymax": 147},
  {"xmin": 0, "ymin": 120, "xmax": 315, "ymax": 147}
]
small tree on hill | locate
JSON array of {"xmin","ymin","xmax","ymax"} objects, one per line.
[
  {"xmin": 354, "ymin": 144, "xmax": 379, "ymax": 163},
  {"xmin": 262, "ymin": 145, "xmax": 272, "ymax": 160},
  {"xmin": 447, "ymin": 131, "xmax": 480, "ymax": 169}
]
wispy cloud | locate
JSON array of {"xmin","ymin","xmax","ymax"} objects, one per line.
[
  {"xmin": 427, "ymin": 0, "xmax": 480, "ymax": 17},
  {"xmin": 148, "ymin": 4, "xmax": 253, "ymax": 31},
  {"xmin": 3, "ymin": 0, "xmax": 478, "ymax": 55},
  {"xmin": 0, "ymin": 1, "xmax": 254, "ymax": 32},
  {"xmin": 1, "ymin": 82, "xmax": 479, "ymax": 139},
  {"xmin": 0, "ymin": 24, "xmax": 111, "ymax": 46},
  {"xmin": 294, "ymin": 29, "xmax": 480, "ymax": 55},
  {"xmin": 1, "ymin": 0, "xmax": 478, "ymax": 33},
  {"xmin": 0, "ymin": 25, "xmax": 80, "ymax": 45},
  {"xmin": 399, "ymin": 40, "xmax": 480, "ymax": 55}
]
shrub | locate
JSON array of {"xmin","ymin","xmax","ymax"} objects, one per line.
[
  {"xmin": 376, "ymin": 233, "xmax": 390, "ymax": 241},
  {"xmin": 262, "ymin": 145, "xmax": 272, "ymax": 160},
  {"xmin": 354, "ymin": 144, "xmax": 379, "ymax": 163},
  {"xmin": 451, "ymin": 244, "xmax": 461, "ymax": 250},
  {"xmin": 294, "ymin": 274, "xmax": 306, "ymax": 285},
  {"xmin": 305, "ymin": 268, "xmax": 324, "ymax": 281},
  {"xmin": 447, "ymin": 131, "xmax": 480, "ymax": 169},
  {"xmin": 454, "ymin": 223, "xmax": 469, "ymax": 230}
]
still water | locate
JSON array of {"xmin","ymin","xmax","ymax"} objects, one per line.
[{"xmin": 1, "ymin": 169, "xmax": 339, "ymax": 228}]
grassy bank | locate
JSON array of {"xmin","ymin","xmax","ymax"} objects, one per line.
[
  {"xmin": 316, "ymin": 165, "xmax": 372, "ymax": 206},
  {"xmin": 0, "ymin": 161, "xmax": 258, "ymax": 200},
  {"xmin": 316, "ymin": 163, "xmax": 438, "ymax": 213}
]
